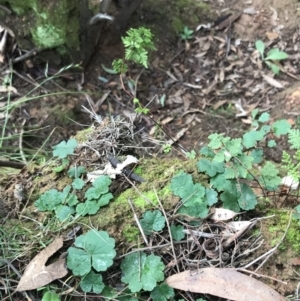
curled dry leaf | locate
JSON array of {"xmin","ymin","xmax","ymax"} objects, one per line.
[
  {"xmin": 16, "ymin": 236, "xmax": 68, "ymax": 291},
  {"xmin": 166, "ymin": 268, "xmax": 286, "ymax": 301},
  {"xmin": 228, "ymin": 220, "xmax": 253, "ymax": 232},
  {"xmin": 209, "ymin": 208, "xmax": 242, "ymax": 221},
  {"xmin": 87, "ymin": 155, "xmax": 138, "ymax": 181},
  {"xmin": 203, "ymin": 238, "xmax": 221, "ymax": 258}
]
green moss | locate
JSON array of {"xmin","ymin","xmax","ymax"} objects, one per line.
[
  {"xmin": 75, "ymin": 127, "xmax": 94, "ymax": 143},
  {"xmin": 3, "ymin": 0, "xmax": 80, "ymax": 52},
  {"xmin": 267, "ymin": 210, "xmax": 300, "ymax": 252},
  {"xmin": 30, "ymin": 1, "xmax": 79, "ymax": 50},
  {"xmin": 123, "ymin": 225, "xmax": 139, "ymax": 242}
]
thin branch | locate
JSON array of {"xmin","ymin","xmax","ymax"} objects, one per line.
[
  {"xmin": 128, "ymin": 198, "xmax": 148, "ymax": 246},
  {"xmin": 154, "ymin": 187, "xmax": 180, "ymax": 273}
]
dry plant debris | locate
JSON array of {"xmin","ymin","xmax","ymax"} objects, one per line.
[
  {"xmin": 166, "ymin": 268, "xmax": 286, "ymax": 301},
  {"xmin": 75, "ymin": 116, "xmax": 145, "ymax": 163},
  {"xmin": 158, "ymin": 205, "xmax": 288, "ymax": 300},
  {"xmin": 16, "ymin": 236, "xmax": 67, "ymax": 291}
]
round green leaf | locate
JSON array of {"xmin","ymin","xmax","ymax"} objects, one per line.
[
  {"xmin": 80, "ymin": 271, "xmax": 104, "ymax": 293},
  {"xmin": 42, "ymin": 291, "xmax": 60, "ymax": 301}
]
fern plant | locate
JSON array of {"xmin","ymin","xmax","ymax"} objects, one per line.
[
  {"xmin": 282, "ymin": 128, "xmax": 300, "ymax": 182},
  {"xmin": 112, "ymin": 27, "xmax": 156, "ymax": 73},
  {"xmin": 112, "ymin": 27, "xmax": 155, "ymax": 116}
]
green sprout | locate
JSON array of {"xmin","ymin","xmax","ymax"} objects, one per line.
[
  {"xmin": 255, "ymin": 40, "xmax": 288, "ymax": 75},
  {"xmin": 180, "ymin": 26, "xmax": 194, "ymax": 40}
]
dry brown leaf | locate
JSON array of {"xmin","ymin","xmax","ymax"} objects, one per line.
[
  {"xmin": 182, "ymin": 95, "xmax": 190, "ymax": 112},
  {"xmin": 166, "ymin": 128, "xmax": 188, "ymax": 145},
  {"xmin": 184, "ymin": 114, "xmax": 195, "ymax": 125},
  {"xmin": 213, "ymin": 36, "xmax": 226, "ymax": 43},
  {"xmin": 166, "ymin": 268, "xmax": 286, "ymax": 301},
  {"xmin": 213, "ymin": 100, "xmax": 228, "ymax": 110},
  {"xmin": 161, "ymin": 117, "xmax": 173, "ymax": 125},
  {"xmin": 16, "ymin": 236, "xmax": 68, "ymax": 291},
  {"xmin": 203, "ymin": 80, "xmax": 217, "ymax": 95},
  {"xmin": 225, "ymin": 60, "xmax": 244, "ymax": 72},
  {"xmin": 202, "ymin": 41, "xmax": 211, "ymax": 51},
  {"xmin": 0, "ymin": 85, "xmax": 18, "ymax": 94},
  {"xmin": 266, "ymin": 31, "xmax": 279, "ymax": 41},
  {"xmin": 262, "ymin": 74, "xmax": 283, "ymax": 89},
  {"xmin": 173, "ymin": 66, "xmax": 183, "ymax": 81},
  {"xmin": 241, "ymin": 118, "xmax": 252, "ymax": 124},
  {"xmin": 219, "ymin": 67, "xmax": 225, "ymax": 83},
  {"xmin": 194, "ymin": 51, "xmax": 207, "ymax": 58}
]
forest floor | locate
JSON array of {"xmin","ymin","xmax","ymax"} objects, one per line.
[{"xmin": 1, "ymin": 0, "xmax": 300, "ymax": 300}]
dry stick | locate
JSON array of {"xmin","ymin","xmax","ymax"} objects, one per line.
[
  {"xmin": 19, "ymin": 118, "xmax": 27, "ymax": 163},
  {"xmin": 3, "ymin": 69, "xmax": 44, "ymax": 90},
  {"xmin": 154, "ymin": 187, "xmax": 180, "ymax": 273},
  {"xmin": 117, "ymin": 242, "xmax": 174, "ymax": 259},
  {"xmin": 128, "ymin": 198, "xmax": 148, "ymax": 246},
  {"xmin": 237, "ymin": 211, "xmax": 293, "ymax": 280},
  {"xmin": 0, "ymin": 160, "xmax": 24, "ymax": 169},
  {"xmin": 12, "ymin": 48, "xmax": 43, "ymax": 63},
  {"xmin": 296, "ymin": 281, "xmax": 300, "ymax": 300}
]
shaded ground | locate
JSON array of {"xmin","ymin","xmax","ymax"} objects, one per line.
[{"xmin": 1, "ymin": 0, "xmax": 300, "ymax": 300}]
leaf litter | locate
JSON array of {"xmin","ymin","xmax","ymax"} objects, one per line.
[
  {"xmin": 166, "ymin": 268, "xmax": 286, "ymax": 301},
  {"xmin": 16, "ymin": 236, "xmax": 67, "ymax": 291}
]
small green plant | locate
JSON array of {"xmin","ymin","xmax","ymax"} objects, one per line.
[
  {"xmin": 171, "ymin": 172, "xmax": 218, "ymax": 216},
  {"xmin": 35, "ymin": 137, "xmax": 114, "ymax": 221},
  {"xmin": 51, "ymin": 138, "xmax": 78, "ymax": 172},
  {"xmin": 281, "ymin": 128, "xmax": 300, "ymax": 189},
  {"xmin": 120, "ymin": 252, "xmax": 165, "ymax": 292},
  {"xmin": 133, "ymin": 97, "xmax": 149, "ymax": 114},
  {"xmin": 170, "ymin": 112, "xmax": 293, "ymax": 216},
  {"xmin": 41, "ymin": 289, "xmax": 60, "ymax": 301},
  {"xmin": 112, "ymin": 28, "xmax": 155, "ymax": 116},
  {"xmin": 35, "ymin": 175, "xmax": 113, "ymax": 221},
  {"xmin": 255, "ymin": 40, "xmax": 288, "ymax": 75},
  {"xmin": 186, "ymin": 150, "xmax": 196, "ymax": 159},
  {"xmin": 180, "ymin": 26, "xmax": 194, "ymax": 40},
  {"xmin": 52, "ymin": 138, "xmax": 77, "ymax": 159},
  {"xmin": 150, "ymin": 283, "xmax": 175, "ymax": 301},
  {"xmin": 170, "ymin": 224, "xmax": 185, "ymax": 241},
  {"xmin": 140, "ymin": 209, "xmax": 166, "ymax": 235},
  {"xmin": 162, "ymin": 143, "xmax": 172, "ymax": 154},
  {"xmin": 67, "ymin": 229, "xmax": 116, "ymax": 293},
  {"xmin": 112, "ymin": 27, "xmax": 156, "ymax": 74}
]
